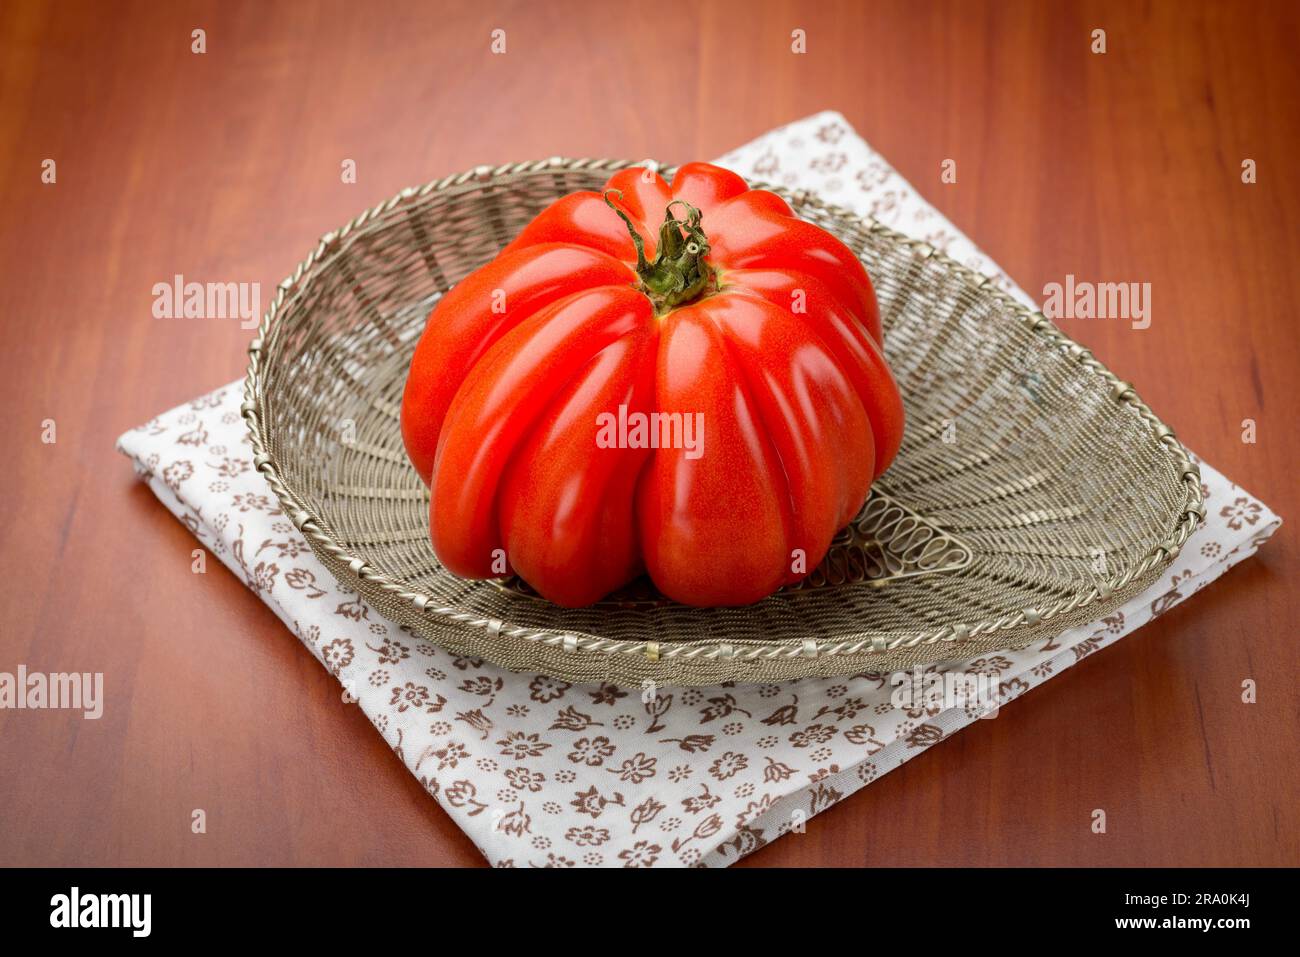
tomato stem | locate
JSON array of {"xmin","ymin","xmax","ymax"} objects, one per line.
[{"xmin": 603, "ymin": 190, "xmax": 715, "ymax": 314}]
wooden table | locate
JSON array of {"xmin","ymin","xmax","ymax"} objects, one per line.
[{"xmin": 1, "ymin": 0, "xmax": 1295, "ymax": 867}]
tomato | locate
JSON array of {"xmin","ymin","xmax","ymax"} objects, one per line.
[{"xmin": 401, "ymin": 162, "xmax": 904, "ymax": 607}]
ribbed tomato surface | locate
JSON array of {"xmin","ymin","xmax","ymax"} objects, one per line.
[{"xmin": 401, "ymin": 162, "xmax": 904, "ymax": 607}]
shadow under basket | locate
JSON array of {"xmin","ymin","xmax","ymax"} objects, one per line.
[{"xmin": 244, "ymin": 158, "xmax": 1204, "ymax": 687}]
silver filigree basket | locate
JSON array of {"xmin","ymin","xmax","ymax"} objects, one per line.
[{"xmin": 243, "ymin": 158, "xmax": 1204, "ymax": 686}]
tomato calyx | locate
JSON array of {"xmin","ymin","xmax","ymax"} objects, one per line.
[{"xmin": 603, "ymin": 190, "xmax": 716, "ymax": 314}]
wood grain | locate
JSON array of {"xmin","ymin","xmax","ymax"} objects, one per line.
[{"xmin": 0, "ymin": 0, "xmax": 1295, "ymax": 867}]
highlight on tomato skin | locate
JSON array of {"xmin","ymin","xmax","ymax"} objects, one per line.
[{"xmin": 400, "ymin": 161, "xmax": 905, "ymax": 609}]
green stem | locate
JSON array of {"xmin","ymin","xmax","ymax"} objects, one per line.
[{"xmin": 603, "ymin": 190, "xmax": 715, "ymax": 314}]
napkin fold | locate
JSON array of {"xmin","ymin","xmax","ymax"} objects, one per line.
[{"xmin": 118, "ymin": 112, "xmax": 1280, "ymax": 867}]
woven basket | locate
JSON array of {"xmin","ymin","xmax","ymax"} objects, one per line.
[{"xmin": 243, "ymin": 158, "xmax": 1204, "ymax": 686}]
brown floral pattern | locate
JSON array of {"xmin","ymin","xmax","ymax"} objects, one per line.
[{"xmin": 117, "ymin": 114, "xmax": 1280, "ymax": 867}]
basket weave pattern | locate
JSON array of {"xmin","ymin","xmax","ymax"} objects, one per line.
[{"xmin": 243, "ymin": 159, "xmax": 1204, "ymax": 686}]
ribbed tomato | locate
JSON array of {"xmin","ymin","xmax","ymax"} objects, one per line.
[{"xmin": 401, "ymin": 162, "xmax": 904, "ymax": 607}]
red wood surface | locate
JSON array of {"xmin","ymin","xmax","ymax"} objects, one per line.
[{"xmin": 1, "ymin": 0, "xmax": 1296, "ymax": 867}]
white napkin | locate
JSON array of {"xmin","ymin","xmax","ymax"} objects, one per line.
[{"xmin": 118, "ymin": 112, "xmax": 1280, "ymax": 867}]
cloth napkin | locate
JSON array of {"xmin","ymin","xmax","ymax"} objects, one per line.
[{"xmin": 118, "ymin": 112, "xmax": 1280, "ymax": 867}]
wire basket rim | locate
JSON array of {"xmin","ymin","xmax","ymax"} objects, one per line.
[{"xmin": 242, "ymin": 156, "xmax": 1205, "ymax": 669}]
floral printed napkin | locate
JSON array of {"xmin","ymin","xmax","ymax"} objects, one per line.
[{"xmin": 118, "ymin": 112, "xmax": 1280, "ymax": 867}]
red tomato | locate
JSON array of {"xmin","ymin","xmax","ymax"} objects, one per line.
[{"xmin": 401, "ymin": 162, "xmax": 904, "ymax": 607}]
